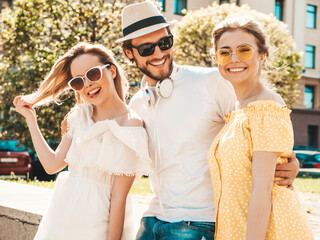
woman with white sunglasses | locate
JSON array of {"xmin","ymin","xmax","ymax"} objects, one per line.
[
  {"xmin": 207, "ymin": 16, "xmax": 313, "ymax": 240},
  {"xmin": 13, "ymin": 42, "xmax": 152, "ymax": 240}
]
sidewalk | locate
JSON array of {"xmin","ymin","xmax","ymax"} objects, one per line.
[
  {"xmin": 297, "ymin": 191, "xmax": 320, "ymax": 239},
  {"xmin": 0, "ymin": 180, "xmax": 319, "ymax": 239},
  {"xmin": 0, "ymin": 180, "xmax": 149, "ymax": 240}
]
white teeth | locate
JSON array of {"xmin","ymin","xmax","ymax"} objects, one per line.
[
  {"xmin": 151, "ymin": 59, "xmax": 165, "ymax": 66},
  {"xmin": 229, "ymin": 68, "xmax": 245, "ymax": 72},
  {"xmin": 88, "ymin": 88, "xmax": 100, "ymax": 95}
]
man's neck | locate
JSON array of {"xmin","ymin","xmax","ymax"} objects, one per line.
[{"xmin": 142, "ymin": 75, "xmax": 159, "ymax": 87}]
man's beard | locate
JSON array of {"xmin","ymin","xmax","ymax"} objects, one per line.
[{"xmin": 134, "ymin": 55, "xmax": 173, "ymax": 81}]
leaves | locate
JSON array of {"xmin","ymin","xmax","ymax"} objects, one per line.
[
  {"xmin": 0, "ymin": 1, "xmax": 303, "ymax": 150},
  {"xmin": 173, "ymin": 3, "xmax": 303, "ymax": 108},
  {"xmin": 0, "ymin": 0, "xmax": 142, "ymax": 149}
]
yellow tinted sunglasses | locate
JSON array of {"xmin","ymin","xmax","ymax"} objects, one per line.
[{"xmin": 215, "ymin": 45, "xmax": 256, "ymax": 65}]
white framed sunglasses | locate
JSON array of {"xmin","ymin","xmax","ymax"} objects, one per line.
[{"xmin": 68, "ymin": 64, "xmax": 111, "ymax": 91}]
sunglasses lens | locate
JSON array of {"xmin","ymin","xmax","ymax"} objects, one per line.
[
  {"xmin": 216, "ymin": 49, "xmax": 231, "ymax": 65},
  {"xmin": 137, "ymin": 43, "xmax": 155, "ymax": 57},
  {"xmin": 158, "ymin": 36, "xmax": 173, "ymax": 51},
  {"xmin": 69, "ymin": 77, "xmax": 84, "ymax": 91},
  {"xmin": 237, "ymin": 46, "xmax": 253, "ymax": 61},
  {"xmin": 135, "ymin": 35, "xmax": 173, "ymax": 57},
  {"xmin": 86, "ymin": 67, "xmax": 102, "ymax": 82}
]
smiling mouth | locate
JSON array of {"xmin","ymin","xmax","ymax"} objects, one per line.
[
  {"xmin": 149, "ymin": 57, "xmax": 166, "ymax": 66},
  {"xmin": 227, "ymin": 67, "xmax": 247, "ymax": 72},
  {"xmin": 87, "ymin": 87, "xmax": 101, "ymax": 98}
]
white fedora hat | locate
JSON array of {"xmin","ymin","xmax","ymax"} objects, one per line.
[{"xmin": 116, "ymin": 1, "xmax": 177, "ymax": 43}]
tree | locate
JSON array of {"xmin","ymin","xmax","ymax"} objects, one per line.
[
  {"xmin": 173, "ymin": 3, "xmax": 303, "ymax": 108},
  {"xmin": 1, "ymin": 1, "xmax": 303, "ymax": 149},
  {"xmin": 0, "ymin": 0, "xmax": 142, "ymax": 148}
]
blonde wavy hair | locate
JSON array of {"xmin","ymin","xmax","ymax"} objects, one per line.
[{"xmin": 26, "ymin": 42, "xmax": 128, "ymax": 106}]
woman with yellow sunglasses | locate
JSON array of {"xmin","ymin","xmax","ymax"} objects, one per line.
[{"xmin": 208, "ymin": 16, "xmax": 313, "ymax": 240}]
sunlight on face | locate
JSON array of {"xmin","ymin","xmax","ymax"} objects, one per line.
[{"xmin": 216, "ymin": 29, "xmax": 263, "ymax": 86}]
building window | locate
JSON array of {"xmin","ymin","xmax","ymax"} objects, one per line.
[
  {"xmin": 304, "ymin": 85, "xmax": 315, "ymax": 109},
  {"xmin": 0, "ymin": 0, "xmax": 12, "ymax": 12},
  {"xmin": 305, "ymin": 45, "xmax": 315, "ymax": 69},
  {"xmin": 275, "ymin": 0, "xmax": 284, "ymax": 21},
  {"xmin": 306, "ymin": 4, "xmax": 317, "ymax": 29},
  {"xmin": 159, "ymin": 0, "xmax": 165, "ymax": 11},
  {"xmin": 220, "ymin": 0, "xmax": 230, "ymax": 4},
  {"xmin": 308, "ymin": 125, "xmax": 319, "ymax": 147},
  {"xmin": 174, "ymin": 0, "xmax": 186, "ymax": 15}
]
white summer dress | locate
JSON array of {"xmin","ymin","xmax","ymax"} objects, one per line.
[{"xmin": 34, "ymin": 103, "xmax": 152, "ymax": 240}]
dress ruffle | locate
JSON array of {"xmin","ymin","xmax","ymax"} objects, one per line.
[
  {"xmin": 223, "ymin": 100, "xmax": 293, "ymax": 154},
  {"xmin": 64, "ymin": 103, "xmax": 152, "ymax": 176},
  {"xmin": 224, "ymin": 100, "xmax": 291, "ymax": 124}
]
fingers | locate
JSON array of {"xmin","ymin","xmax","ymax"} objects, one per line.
[
  {"xmin": 282, "ymin": 151, "xmax": 296, "ymax": 160},
  {"xmin": 275, "ymin": 178, "xmax": 293, "ymax": 186},
  {"xmin": 61, "ymin": 120, "xmax": 68, "ymax": 136},
  {"xmin": 14, "ymin": 97, "xmax": 33, "ymax": 109},
  {"xmin": 63, "ymin": 112, "xmax": 70, "ymax": 121},
  {"xmin": 61, "ymin": 113, "xmax": 70, "ymax": 136},
  {"xmin": 13, "ymin": 96, "xmax": 22, "ymax": 106},
  {"xmin": 275, "ymin": 170, "xmax": 295, "ymax": 178},
  {"xmin": 276, "ymin": 159, "xmax": 299, "ymax": 172},
  {"xmin": 276, "ymin": 162, "xmax": 296, "ymax": 171}
]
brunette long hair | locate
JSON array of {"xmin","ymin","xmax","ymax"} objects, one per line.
[{"xmin": 211, "ymin": 16, "xmax": 269, "ymax": 57}]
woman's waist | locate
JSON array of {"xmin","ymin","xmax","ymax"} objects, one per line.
[{"xmin": 67, "ymin": 165, "xmax": 113, "ymax": 185}]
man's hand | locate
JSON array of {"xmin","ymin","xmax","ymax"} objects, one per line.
[{"xmin": 274, "ymin": 152, "xmax": 299, "ymax": 189}]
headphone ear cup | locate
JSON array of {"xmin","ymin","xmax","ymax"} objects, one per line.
[
  {"xmin": 143, "ymin": 87, "xmax": 156, "ymax": 106},
  {"xmin": 156, "ymin": 78, "xmax": 174, "ymax": 98}
]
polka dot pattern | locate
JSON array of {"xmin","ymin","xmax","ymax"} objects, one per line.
[{"xmin": 208, "ymin": 100, "xmax": 314, "ymax": 240}]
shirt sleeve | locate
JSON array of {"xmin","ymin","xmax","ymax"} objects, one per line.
[
  {"xmin": 209, "ymin": 71, "xmax": 236, "ymax": 121},
  {"xmin": 248, "ymin": 101, "xmax": 294, "ymax": 153}
]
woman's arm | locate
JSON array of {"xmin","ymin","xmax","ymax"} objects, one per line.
[
  {"xmin": 246, "ymin": 151, "xmax": 279, "ymax": 240},
  {"xmin": 108, "ymin": 175, "xmax": 135, "ymax": 240},
  {"xmin": 13, "ymin": 96, "xmax": 71, "ymax": 174}
]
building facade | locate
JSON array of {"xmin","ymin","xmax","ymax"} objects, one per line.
[
  {"xmin": 1, "ymin": 0, "xmax": 319, "ymax": 148},
  {"xmin": 0, "ymin": 0, "xmax": 12, "ymax": 12},
  {"xmin": 160, "ymin": 0, "xmax": 320, "ymax": 148}
]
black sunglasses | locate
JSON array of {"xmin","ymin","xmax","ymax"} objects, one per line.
[
  {"xmin": 130, "ymin": 34, "xmax": 173, "ymax": 57},
  {"xmin": 68, "ymin": 64, "xmax": 111, "ymax": 91}
]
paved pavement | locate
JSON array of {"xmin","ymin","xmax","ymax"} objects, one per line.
[
  {"xmin": 0, "ymin": 180, "xmax": 319, "ymax": 239},
  {"xmin": 297, "ymin": 191, "xmax": 320, "ymax": 239}
]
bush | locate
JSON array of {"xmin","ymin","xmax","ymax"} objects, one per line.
[{"xmin": 173, "ymin": 3, "xmax": 303, "ymax": 108}]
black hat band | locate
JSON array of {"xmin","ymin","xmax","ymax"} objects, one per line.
[{"xmin": 123, "ymin": 16, "xmax": 167, "ymax": 37}]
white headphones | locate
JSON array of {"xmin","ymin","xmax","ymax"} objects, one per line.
[{"xmin": 143, "ymin": 78, "xmax": 174, "ymax": 106}]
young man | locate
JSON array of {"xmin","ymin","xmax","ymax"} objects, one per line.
[{"xmin": 117, "ymin": 1, "xmax": 299, "ymax": 239}]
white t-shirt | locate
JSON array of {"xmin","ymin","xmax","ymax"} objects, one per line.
[{"xmin": 129, "ymin": 64, "xmax": 236, "ymax": 222}]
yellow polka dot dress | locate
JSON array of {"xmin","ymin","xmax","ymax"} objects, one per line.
[{"xmin": 208, "ymin": 101, "xmax": 314, "ymax": 240}]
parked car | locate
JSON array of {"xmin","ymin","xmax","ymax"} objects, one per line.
[
  {"xmin": 0, "ymin": 140, "xmax": 32, "ymax": 178},
  {"xmin": 294, "ymin": 150, "xmax": 320, "ymax": 168},
  {"xmin": 31, "ymin": 139, "xmax": 62, "ymax": 181}
]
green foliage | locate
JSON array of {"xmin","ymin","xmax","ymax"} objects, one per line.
[
  {"xmin": 0, "ymin": 1, "xmax": 304, "ymax": 149},
  {"xmin": 130, "ymin": 176, "xmax": 153, "ymax": 195},
  {"xmin": 294, "ymin": 178, "xmax": 320, "ymax": 193},
  {"xmin": 0, "ymin": 0, "xmax": 142, "ymax": 148},
  {"xmin": 1, "ymin": 176, "xmax": 154, "ymax": 195},
  {"xmin": 173, "ymin": 3, "xmax": 304, "ymax": 107}
]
